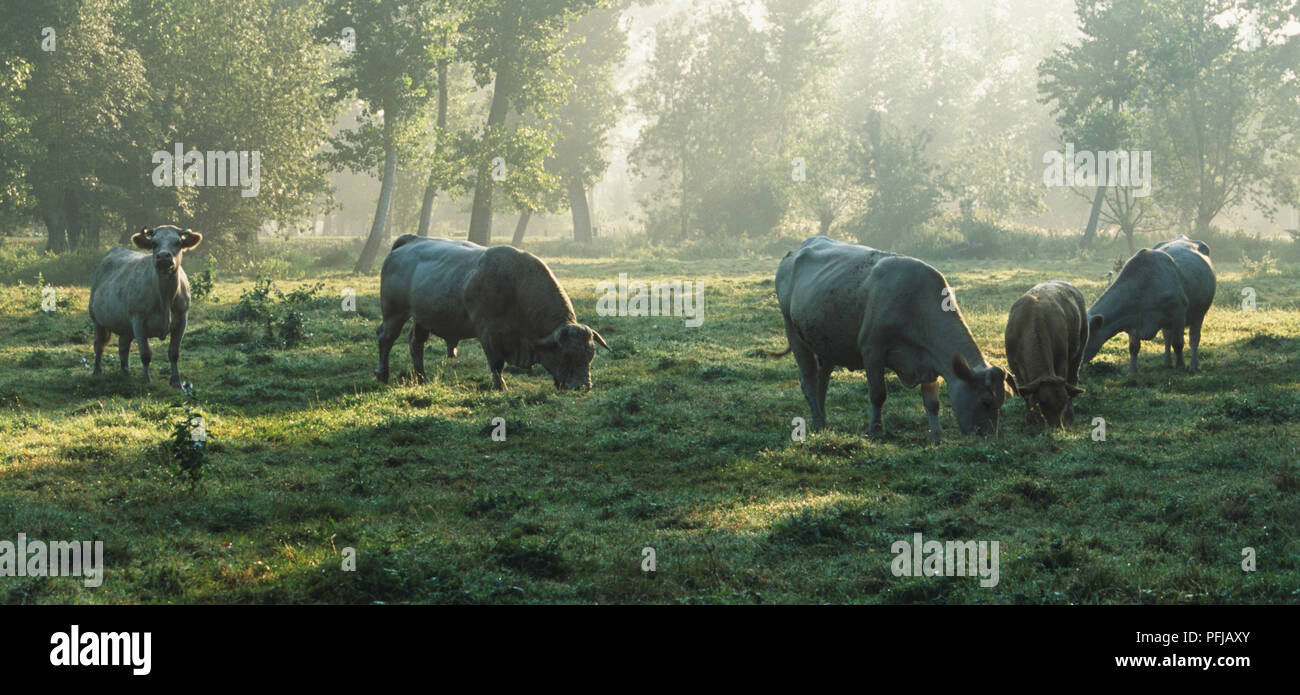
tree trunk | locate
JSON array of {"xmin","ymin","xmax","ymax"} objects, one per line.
[
  {"xmin": 468, "ymin": 60, "xmax": 511, "ymax": 246},
  {"xmin": 512, "ymin": 210, "xmax": 532, "ymax": 247},
  {"xmin": 415, "ymin": 171, "xmax": 438, "ymax": 238},
  {"xmin": 818, "ymin": 215, "xmax": 833, "ymax": 236},
  {"xmin": 43, "ymin": 207, "xmax": 67, "ymax": 254},
  {"xmin": 64, "ymin": 189, "xmax": 87, "ymax": 251},
  {"xmin": 569, "ymin": 176, "xmax": 592, "ymax": 243},
  {"xmin": 1080, "ymin": 186, "xmax": 1105, "ymax": 248},
  {"xmin": 354, "ymin": 139, "xmax": 399, "ymax": 275},
  {"xmin": 42, "ymin": 188, "xmax": 68, "ymax": 253},
  {"xmin": 416, "ymin": 57, "xmax": 450, "ymax": 238}
]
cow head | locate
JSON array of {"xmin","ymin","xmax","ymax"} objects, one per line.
[
  {"xmin": 532, "ymin": 323, "xmax": 609, "ymax": 391},
  {"xmin": 949, "ymin": 355, "xmax": 1011, "ymax": 436},
  {"xmin": 1082, "ymin": 313, "xmax": 1107, "ymax": 362},
  {"xmin": 133, "ymin": 225, "xmax": 202, "ymax": 275},
  {"xmin": 1015, "ymin": 376, "xmax": 1083, "ymax": 429}
]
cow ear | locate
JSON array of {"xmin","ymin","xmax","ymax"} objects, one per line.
[
  {"xmin": 951, "ymin": 355, "xmax": 975, "ymax": 382},
  {"xmin": 132, "ymin": 229, "xmax": 155, "ymax": 249},
  {"xmin": 1066, "ymin": 383, "xmax": 1085, "ymax": 398},
  {"xmin": 1089, "ymin": 314, "xmax": 1104, "ymax": 334},
  {"xmin": 180, "ymin": 229, "xmax": 202, "ymax": 249},
  {"xmin": 533, "ymin": 332, "xmax": 558, "ymax": 351}
]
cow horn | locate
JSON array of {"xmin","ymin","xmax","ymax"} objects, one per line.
[{"xmin": 591, "ymin": 329, "xmax": 610, "ymax": 351}]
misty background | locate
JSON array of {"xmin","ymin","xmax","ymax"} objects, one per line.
[{"xmin": 1, "ymin": 0, "xmax": 1297, "ymax": 274}]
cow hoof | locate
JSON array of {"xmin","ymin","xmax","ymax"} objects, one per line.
[
  {"xmin": 169, "ymin": 376, "xmax": 181, "ymax": 387},
  {"xmin": 375, "ymin": 370, "xmax": 389, "ymax": 383}
]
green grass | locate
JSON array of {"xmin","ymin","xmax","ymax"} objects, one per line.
[{"xmin": 2, "ymin": 243, "xmax": 1298, "ymax": 604}]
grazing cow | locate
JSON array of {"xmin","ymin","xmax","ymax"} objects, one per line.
[
  {"xmin": 89, "ymin": 225, "xmax": 202, "ymax": 385},
  {"xmin": 1004, "ymin": 281, "xmax": 1099, "ymax": 429},
  {"xmin": 773, "ymin": 236, "xmax": 1012, "ymax": 443},
  {"xmin": 1082, "ymin": 247, "xmax": 1188, "ymax": 375},
  {"xmin": 376, "ymin": 235, "xmax": 609, "ymax": 390},
  {"xmin": 1151, "ymin": 235, "xmax": 1215, "ymax": 372}
]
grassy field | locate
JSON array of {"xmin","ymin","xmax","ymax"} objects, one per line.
[{"xmin": 2, "ymin": 239, "xmax": 1298, "ymax": 604}]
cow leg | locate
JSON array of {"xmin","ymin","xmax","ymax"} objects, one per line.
[
  {"xmin": 130, "ymin": 317, "xmax": 152, "ymax": 383},
  {"xmin": 446, "ymin": 339, "xmax": 459, "ymax": 358},
  {"xmin": 93, "ymin": 324, "xmax": 109, "ymax": 376},
  {"xmin": 1168, "ymin": 320, "xmax": 1185, "ymax": 372},
  {"xmin": 921, "ymin": 380, "xmax": 941, "ymax": 444},
  {"xmin": 489, "ymin": 358, "xmax": 507, "ymax": 391},
  {"xmin": 375, "ymin": 311, "xmax": 409, "ymax": 383},
  {"xmin": 791, "ymin": 341, "xmax": 825, "ymax": 429},
  {"xmin": 118, "ymin": 334, "xmax": 131, "ymax": 373},
  {"xmin": 866, "ymin": 366, "xmax": 887, "ymax": 437},
  {"xmin": 813, "ymin": 360, "xmax": 833, "ymax": 429},
  {"xmin": 1188, "ymin": 315, "xmax": 1203, "ymax": 373},
  {"xmin": 1163, "ymin": 329, "xmax": 1173, "ymax": 368},
  {"xmin": 168, "ymin": 313, "xmax": 186, "ymax": 387},
  {"xmin": 1127, "ymin": 332, "xmax": 1141, "ymax": 376},
  {"xmin": 408, "ymin": 322, "xmax": 431, "ymax": 383}
]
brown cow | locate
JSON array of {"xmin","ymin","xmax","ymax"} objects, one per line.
[
  {"xmin": 1004, "ymin": 281, "xmax": 1099, "ymax": 429},
  {"xmin": 376, "ymin": 235, "xmax": 609, "ymax": 390}
]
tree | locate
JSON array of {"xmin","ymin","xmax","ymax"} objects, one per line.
[
  {"xmin": 0, "ymin": 57, "xmax": 36, "ymax": 234},
  {"xmin": 545, "ymin": 2, "xmax": 629, "ymax": 242},
  {"xmin": 129, "ymin": 0, "xmax": 337, "ymax": 247},
  {"xmin": 2, "ymin": 0, "xmax": 148, "ymax": 252},
  {"xmin": 321, "ymin": 0, "xmax": 454, "ymax": 273},
  {"xmin": 788, "ymin": 117, "xmax": 865, "ymax": 236},
  {"xmin": 631, "ymin": 0, "xmax": 834, "ymax": 240},
  {"xmin": 849, "ymin": 112, "xmax": 946, "ymax": 247},
  {"xmin": 1, "ymin": 0, "xmax": 338, "ymax": 252},
  {"xmin": 460, "ymin": 0, "xmax": 604, "ymax": 246},
  {"xmin": 1038, "ymin": 0, "xmax": 1146, "ymax": 249},
  {"xmin": 1141, "ymin": 0, "xmax": 1300, "ymax": 235}
]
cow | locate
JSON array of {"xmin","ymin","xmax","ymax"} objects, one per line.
[
  {"xmin": 376, "ymin": 235, "xmax": 609, "ymax": 390},
  {"xmin": 772, "ymin": 236, "xmax": 1012, "ymax": 443},
  {"xmin": 1004, "ymin": 281, "xmax": 1099, "ymax": 429},
  {"xmin": 1151, "ymin": 235, "xmax": 1215, "ymax": 372},
  {"xmin": 1082, "ymin": 247, "xmax": 1189, "ymax": 375},
  {"xmin": 89, "ymin": 225, "xmax": 202, "ymax": 386}
]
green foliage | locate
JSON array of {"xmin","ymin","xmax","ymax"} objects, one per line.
[
  {"xmin": 631, "ymin": 0, "xmax": 836, "ymax": 240},
  {"xmin": 230, "ymin": 278, "xmax": 322, "ymax": 350},
  {"xmin": 1, "ymin": 0, "xmax": 336, "ymax": 251},
  {"xmin": 164, "ymin": 384, "xmax": 209, "ymax": 486},
  {"xmin": 848, "ymin": 116, "xmax": 946, "ymax": 248},
  {"xmin": 190, "ymin": 257, "xmax": 216, "ymax": 302}
]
